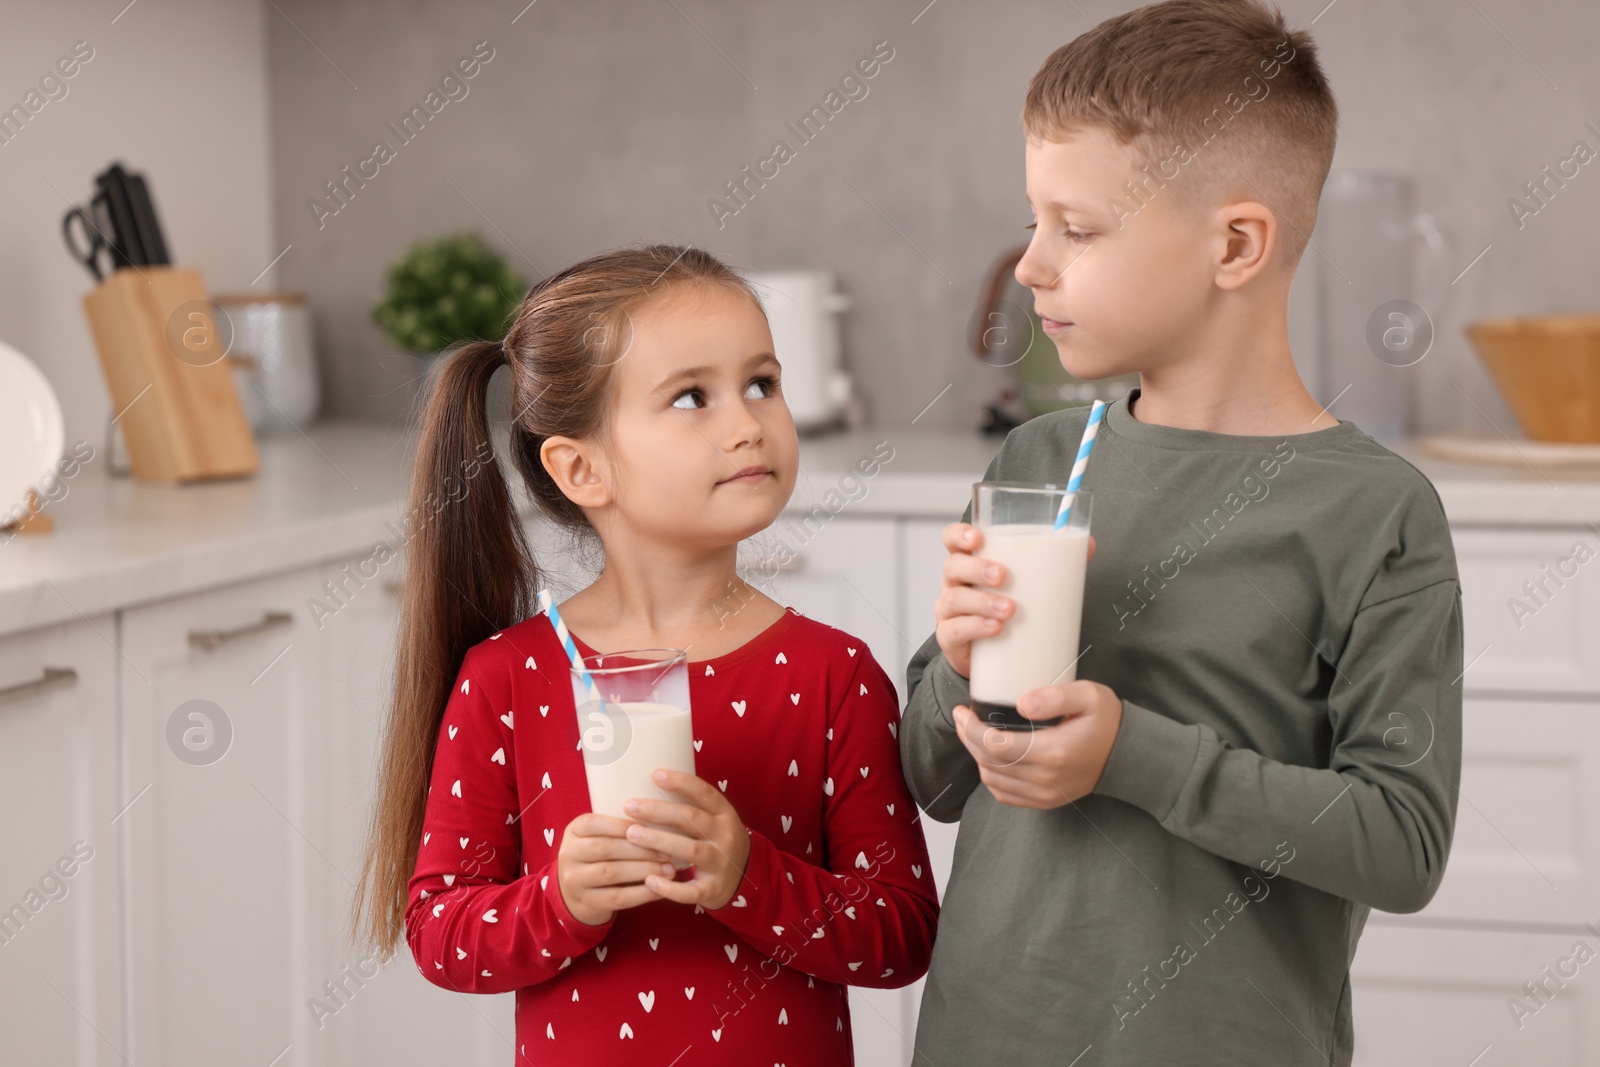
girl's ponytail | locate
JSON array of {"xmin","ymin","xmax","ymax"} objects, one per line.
[
  {"xmin": 348, "ymin": 336, "xmax": 536, "ymax": 958},
  {"xmin": 348, "ymin": 243, "xmax": 762, "ymax": 959}
]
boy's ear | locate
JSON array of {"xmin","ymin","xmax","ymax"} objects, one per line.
[
  {"xmin": 1213, "ymin": 199, "xmax": 1278, "ymax": 290},
  {"xmin": 540, "ymin": 436, "xmax": 611, "ymax": 508}
]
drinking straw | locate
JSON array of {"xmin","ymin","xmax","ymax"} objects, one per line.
[
  {"xmin": 538, "ymin": 588, "xmax": 601, "ymax": 704},
  {"xmin": 1054, "ymin": 399, "xmax": 1105, "ymax": 530}
]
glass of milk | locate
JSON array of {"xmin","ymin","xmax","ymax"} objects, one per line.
[
  {"xmin": 569, "ymin": 648, "xmax": 698, "ymax": 865},
  {"xmin": 968, "ymin": 483, "xmax": 1093, "ymax": 730}
]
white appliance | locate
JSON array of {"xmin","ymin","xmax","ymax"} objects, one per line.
[{"xmin": 744, "ymin": 269, "xmax": 854, "ymax": 433}]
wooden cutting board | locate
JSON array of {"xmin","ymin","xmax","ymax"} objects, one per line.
[{"xmin": 1419, "ymin": 432, "xmax": 1600, "ymax": 469}]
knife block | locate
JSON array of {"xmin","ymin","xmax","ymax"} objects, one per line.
[{"xmin": 81, "ymin": 266, "xmax": 259, "ymax": 483}]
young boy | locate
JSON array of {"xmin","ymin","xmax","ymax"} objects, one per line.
[{"xmin": 900, "ymin": 1, "xmax": 1463, "ymax": 1064}]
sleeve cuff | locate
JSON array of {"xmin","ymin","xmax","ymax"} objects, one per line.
[
  {"xmin": 1092, "ymin": 698, "xmax": 1202, "ymax": 822},
  {"xmin": 542, "ymin": 862, "xmax": 616, "ymax": 945},
  {"xmin": 928, "ymin": 653, "xmax": 972, "ymax": 729}
]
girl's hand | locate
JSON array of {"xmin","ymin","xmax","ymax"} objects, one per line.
[
  {"xmin": 622, "ymin": 768, "xmax": 752, "ymax": 910},
  {"xmin": 555, "ymin": 811, "xmax": 677, "ymax": 927}
]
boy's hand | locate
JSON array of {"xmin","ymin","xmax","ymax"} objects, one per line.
[
  {"xmin": 622, "ymin": 768, "xmax": 752, "ymax": 910},
  {"xmin": 948, "ymin": 680, "xmax": 1124, "ymax": 808},
  {"xmin": 934, "ymin": 522, "xmax": 1094, "ymax": 678}
]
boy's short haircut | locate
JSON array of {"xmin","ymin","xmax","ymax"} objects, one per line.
[{"xmin": 1023, "ymin": 0, "xmax": 1338, "ymax": 271}]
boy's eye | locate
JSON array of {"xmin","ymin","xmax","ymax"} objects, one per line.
[{"xmin": 1023, "ymin": 221, "xmax": 1091, "ymax": 244}]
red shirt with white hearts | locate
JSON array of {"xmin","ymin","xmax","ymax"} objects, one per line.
[{"xmin": 405, "ymin": 605, "xmax": 939, "ymax": 1065}]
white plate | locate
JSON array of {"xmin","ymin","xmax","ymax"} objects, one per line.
[{"xmin": 0, "ymin": 340, "xmax": 65, "ymax": 522}]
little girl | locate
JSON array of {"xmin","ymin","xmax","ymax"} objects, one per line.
[{"xmin": 350, "ymin": 244, "xmax": 938, "ymax": 1063}]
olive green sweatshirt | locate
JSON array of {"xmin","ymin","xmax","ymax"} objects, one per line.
[{"xmin": 901, "ymin": 390, "xmax": 1463, "ymax": 1067}]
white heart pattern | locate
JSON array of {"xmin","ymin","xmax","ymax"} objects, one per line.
[
  {"xmin": 913, "ymin": 865, "xmax": 923, "ymax": 878},
  {"xmin": 596, "ymin": 945, "xmax": 608, "ymax": 962},
  {"xmin": 887, "ymin": 804, "xmax": 895, "ymax": 815},
  {"xmin": 775, "ymin": 652, "xmax": 787, "ymax": 664},
  {"xmin": 649, "ymin": 938, "xmax": 659, "ymax": 950},
  {"xmin": 448, "ymin": 725, "xmax": 458, "ymax": 740},
  {"xmin": 539, "ymin": 705, "xmax": 549, "ymax": 717},
  {"xmin": 705, "ymin": 664, "xmax": 715, "ymax": 676},
  {"xmin": 732, "ymin": 895, "xmax": 746, "ymax": 907},
  {"xmin": 787, "ymin": 759, "xmax": 798, "ymax": 776},
  {"xmin": 461, "ymin": 679, "xmax": 470, "ymax": 694},
  {"xmin": 423, "ymin": 832, "xmax": 431, "ymax": 845},
  {"xmin": 638, "ymin": 990, "xmax": 655, "ymax": 1012},
  {"xmin": 779, "ymin": 1008, "xmax": 789, "ymax": 1024},
  {"xmin": 491, "ymin": 747, "xmax": 505, "ymax": 765},
  {"xmin": 693, "ymin": 739, "xmax": 703, "ymax": 752},
  {"xmin": 541, "ymin": 771, "xmax": 551, "ymax": 788},
  {"xmin": 781, "ymin": 815, "xmax": 792, "ymax": 832},
  {"xmin": 855, "ymin": 851, "xmax": 869, "ymax": 869},
  {"xmin": 432, "ymin": 903, "xmax": 444, "ymax": 917},
  {"xmin": 724, "ymin": 944, "xmax": 738, "ymax": 963},
  {"xmin": 500, "ymin": 711, "xmax": 514, "ymax": 728},
  {"xmin": 847, "ymin": 646, "xmax": 857, "ymax": 656},
  {"xmin": 459, "ymin": 836, "xmax": 469, "ymax": 848},
  {"xmin": 859, "ymin": 766, "xmax": 869, "ymax": 778},
  {"xmin": 540, "ymin": 874, "xmax": 549, "ymax": 890},
  {"xmin": 619, "ymin": 1022, "xmax": 634, "ymax": 1039},
  {"xmin": 525, "ymin": 656, "xmax": 536, "ymax": 669},
  {"xmin": 860, "ymin": 683, "xmax": 868, "ymax": 695},
  {"xmin": 712, "ymin": 1028, "xmax": 722, "ymax": 1042},
  {"xmin": 848, "ymin": 961, "xmax": 862, "ymax": 971},
  {"xmin": 451, "ymin": 780, "xmax": 462, "ymax": 797},
  {"xmin": 772, "ymin": 925, "xmax": 785, "ymax": 935},
  {"xmin": 482, "ymin": 909, "xmax": 498, "ymax": 923},
  {"xmin": 717, "ymin": 780, "xmax": 728, "ymax": 791},
  {"xmin": 732, "ymin": 700, "xmax": 746, "ymax": 717},
  {"xmin": 790, "ymin": 693, "xmax": 800, "ymax": 704},
  {"xmin": 823, "ymin": 778, "xmax": 834, "ymax": 796},
  {"xmin": 544, "ymin": 827, "xmax": 555, "ymax": 846},
  {"xmin": 443, "ymin": 874, "xmax": 455, "ymax": 886},
  {"xmin": 888, "ymin": 722, "xmax": 898, "ymax": 738},
  {"xmin": 685, "ymin": 986, "xmax": 695, "ymax": 999}
]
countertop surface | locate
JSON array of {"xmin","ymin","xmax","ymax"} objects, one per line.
[{"xmin": 3, "ymin": 418, "xmax": 1598, "ymax": 640}]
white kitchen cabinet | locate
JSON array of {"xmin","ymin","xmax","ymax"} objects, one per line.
[
  {"xmin": 313, "ymin": 560, "xmax": 515, "ymax": 1066},
  {"xmin": 0, "ymin": 615, "xmax": 124, "ymax": 1066},
  {"xmin": 118, "ymin": 568, "xmax": 316, "ymax": 1066},
  {"xmin": 1454, "ymin": 528, "xmax": 1600, "ymax": 695},
  {"xmin": 742, "ymin": 513, "xmax": 902, "ymax": 678},
  {"xmin": 1413, "ymin": 697, "xmax": 1600, "ymax": 926},
  {"xmin": 1351, "ymin": 922, "xmax": 1600, "ymax": 1065}
]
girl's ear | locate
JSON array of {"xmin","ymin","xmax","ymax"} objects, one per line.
[{"xmin": 540, "ymin": 435, "xmax": 610, "ymax": 508}]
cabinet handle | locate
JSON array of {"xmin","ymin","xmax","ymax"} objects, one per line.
[
  {"xmin": 188, "ymin": 610, "xmax": 293, "ymax": 650},
  {"xmin": 0, "ymin": 666, "xmax": 78, "ymax": 702}
]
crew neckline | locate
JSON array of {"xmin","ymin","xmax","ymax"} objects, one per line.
[
  {"xmin": 1105, "ymin": 387, "xmax": 1366, "ymax": 453},
  {"xmin": 567, "ymin": 605, "xmax": 801, "ymax": 671}
]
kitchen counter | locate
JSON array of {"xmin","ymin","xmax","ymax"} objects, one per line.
[{"xmin": 3, "ymin": 419, "xmax": 1598, "ymax": 641}]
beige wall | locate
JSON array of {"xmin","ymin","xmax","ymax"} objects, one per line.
[{"xmin": 0, "ymin": 0, "xmax": 276, "ymax": 450}]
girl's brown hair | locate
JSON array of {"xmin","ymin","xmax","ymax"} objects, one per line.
[{"xmin": 347, "ymin": 243, "xmax": 760, "ymax": 958}]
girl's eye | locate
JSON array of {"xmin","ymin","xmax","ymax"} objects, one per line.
[{"xmin": 670, "ymin": 375, "xmax": 780, "ymax": 410}]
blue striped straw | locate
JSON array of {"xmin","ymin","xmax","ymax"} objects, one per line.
[
  {"xmin": 1054, "ymin": 399, "xmax": 1106, "ymax": 530},
  {"xmin": 538, "ymin": 589, "xmax": 601, "ymax": 704}
]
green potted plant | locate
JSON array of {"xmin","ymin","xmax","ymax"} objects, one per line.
[{"xmin": 373, "ymin": 233, "xmax": 528, "ymax": 357}]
